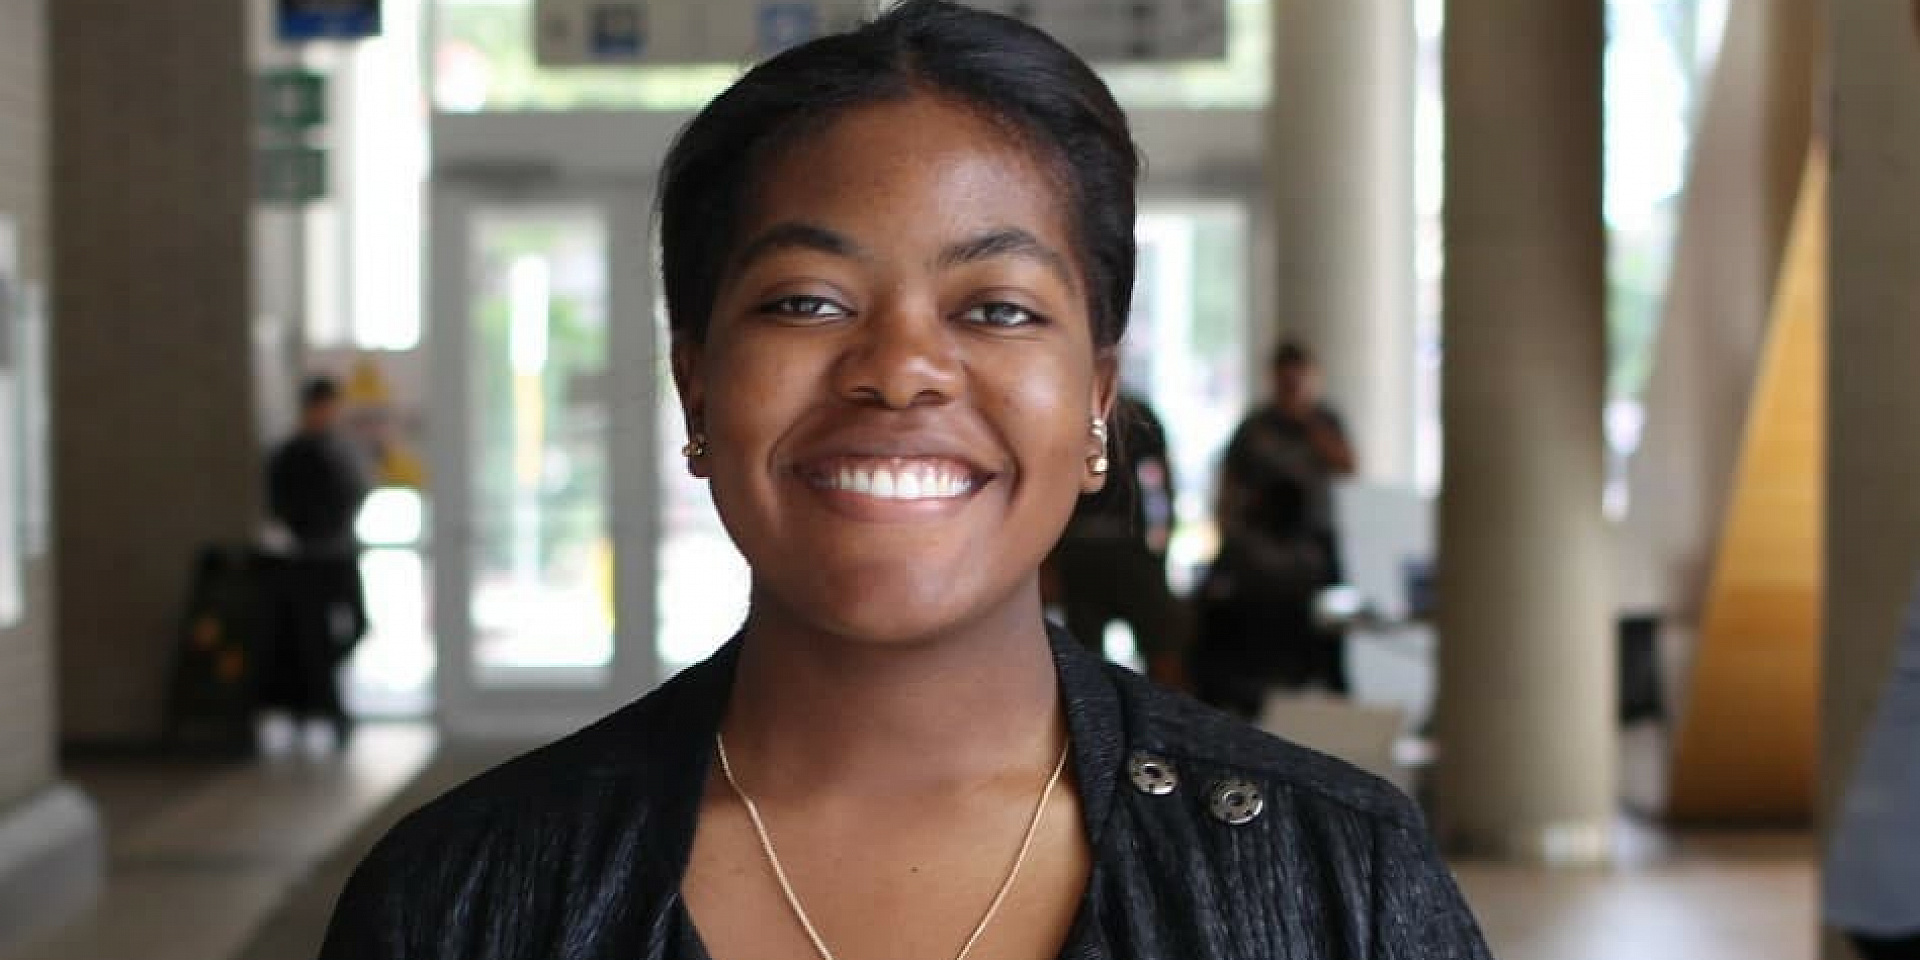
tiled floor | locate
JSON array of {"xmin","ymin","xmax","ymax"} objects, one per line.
[
  {"xmin": 6, "ymin": 723, "xmax": 433, "ymax": 960},
  {"xmin": 6, "ymin": 725, "xmax": 1820, "ymax": 960},
  {"xmin": 1458, "ymin": 828, "xmax": 1817, "ymax": 960}
]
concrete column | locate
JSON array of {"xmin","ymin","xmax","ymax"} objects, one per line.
[
  {"xmin": 51, "ymin": 0, "xmax": 260, "ymax": 742},
  {"xmin": 1821, "ymin": 1, "xmax": 1920, "ymax": 956},
  {"xmin": 1434, "ymin": 0, "xmax": 1615, "ymax": 862},
  {"xmin": 0, "ymin": 0, "xmax": 105, "ymax": 947},
  {"xmin": 1267, "ymin": 0, "xmax": 1417, "ymax": 483}
]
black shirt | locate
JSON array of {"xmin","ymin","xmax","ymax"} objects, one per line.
[
  {"xmin": 319, "ymin": 627, "xmax": 1491, "ymax": 960},
  {"xmin": 267, "ymin": 430, "xmax": 368, "ymax": 552}
]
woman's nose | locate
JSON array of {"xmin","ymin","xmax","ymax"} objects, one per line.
[{"xmin": 832, "ymin": 298, "xmax": 963, "ymax": 409}]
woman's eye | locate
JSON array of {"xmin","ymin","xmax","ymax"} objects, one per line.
[
  {"xmin": 959, "ymin": 301, "xmax": 1043, "ymax": 328},
  {"xmin": 760, "ymin": 295, "xmax": 850, "ymax": 321}
]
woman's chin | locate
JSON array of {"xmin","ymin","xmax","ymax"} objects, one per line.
[
  {"xmin": 804, "ymin": 600, "xmax": 979, "ymax": 648},
  {"xmin": 759, "ymin": 575, "xmax": 1035, "ymax": 649}
]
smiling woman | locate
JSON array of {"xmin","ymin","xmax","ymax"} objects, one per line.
[{"xmin": 317, "ymin": 4, "xmax": 1492, "ymax": 959}]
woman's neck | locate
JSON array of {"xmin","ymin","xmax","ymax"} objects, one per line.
[{"xmin": 719, "ymin": 588, "xmax": 1064, "ymax": 801}]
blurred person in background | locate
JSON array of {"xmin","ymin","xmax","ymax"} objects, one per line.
[
  {"xmin": 1826, "ymin": 565, "xmax": 1920, "ymax": 960},
  {"xmin": 1190, "ymin": 340, "xmax": 1356, "ymax": 715},
  {"xmin": 262, "ymin": 375, "xmax": 369, "ymax": 745},
  {"xmin": 1046, "ymin": 389, "xmax": 1187, "ymax": 685}
]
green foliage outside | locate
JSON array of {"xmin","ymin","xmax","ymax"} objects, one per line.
[{"xmin": 470, "ymin": 218, "xmax": 612, "ymax": 573}]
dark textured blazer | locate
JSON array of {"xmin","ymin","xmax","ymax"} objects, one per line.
[{"xmin": 319, "ymin": 626, "xmax": 1493, "ymax": 959}]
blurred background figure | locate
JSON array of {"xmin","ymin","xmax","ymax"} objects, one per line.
[
  {"xmin": 1191, "ymin": 340, "xmax": 1356, "ymax": 716},
  {"xmin": 261, "ymin": 376, "xmax": 370, "ymax": 746},
  {"xmin": 1825, "ymin": 565, "xmax": 1920, "ymax": 960},
  {"xmin": 1047, "ymin": 391, "xmax": 1188, "ymax": 687}
]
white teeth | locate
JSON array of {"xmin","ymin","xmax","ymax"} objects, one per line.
[{"xmin": 819, "ymin": 462, "xmax": 975, "ymax": 500}]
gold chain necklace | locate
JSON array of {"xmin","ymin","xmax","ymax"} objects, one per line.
[{"xmin": 714, "ymin": 732, "xmax": 1071, "ymax": 960}]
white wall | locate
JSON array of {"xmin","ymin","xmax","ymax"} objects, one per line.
[{"xmin": 0, "ymin": 0, "xmax": 53, "ymax": 812}]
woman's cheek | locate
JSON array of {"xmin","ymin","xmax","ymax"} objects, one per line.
[{"xmin": 994, "ymin": 359, "xmax": 1094, "ymax": 470}]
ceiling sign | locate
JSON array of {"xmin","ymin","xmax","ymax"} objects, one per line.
[
  {"xmin": 534, "ymin": 0, "xmax": 1226, "ymax": 66},
  {"xmin": 278, "ymin": 0, "xmax": 382, "ymax": 41}
]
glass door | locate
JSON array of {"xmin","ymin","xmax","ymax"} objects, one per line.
[
  {"xmin": 429, "ymin": 179, "xmax": 658, "ymax": 738},
  {"xmin": 1129, "ymin": 199, "xmax": 1252, "ymax": 594}
]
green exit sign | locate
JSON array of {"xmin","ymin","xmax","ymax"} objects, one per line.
[
  {"xmin": 258, "ymin": 68, "xmax": 327, "ymax": 131},
  {"xmin": 258, "ymin": 145, "xmax": 328, "ymax": 205}
]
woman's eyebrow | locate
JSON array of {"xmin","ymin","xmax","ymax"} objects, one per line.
[
  {"xmin": 728, "ymin": 221, "xmax": 867, "ymax": 276},
  {"xmin": 936, "ymin": 227, "xmax": 1074, "ymax": 286}
]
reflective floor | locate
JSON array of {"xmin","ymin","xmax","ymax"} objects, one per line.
[
  {"xmin": 8, "ymin": 723, "xmax": 434, "ymax": 960},
  {"xmin": 5, "ymin": 723, "xmax": 1818, "ymax": 960},
  {"xmin": 1458, "ymin": 828, "xmax": 1816, "ymax": 960}
]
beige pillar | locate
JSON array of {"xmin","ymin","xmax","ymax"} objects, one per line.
[
  {"xmin": 1821, "ymin": 1, "xmax": 1920, "ymax": 956},
  {"xmin": 1, "ymin": 0, "xmax": 104, "ymax": 948},
  {"xmin": 1267, "ymin": 0, "xmax": 1417, "ymax": 483},
  {"xmin": 1434, "ymin": 0, "xmax": 1615, "ymax": 862},
  {"xmin": 51, "ymin": 0, "xmax": 260, "ymax": 742}
]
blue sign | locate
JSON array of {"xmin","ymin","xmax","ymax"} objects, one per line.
[
  {"xmin": 278, "ymin": 0, "xmax": 381, "ymax": 42},
  {"xmin": 591, "ymin": 5, "xmax": 647, "ymax": 59},
  {"xmin": 758, "ymin": 2, "xmax": 818, "ymax": 55}
]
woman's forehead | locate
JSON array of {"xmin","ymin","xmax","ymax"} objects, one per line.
[{"xmin": 737, "ymin": 97, "xmax": 1077, "ymax": 259}]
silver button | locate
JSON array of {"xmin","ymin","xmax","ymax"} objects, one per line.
[
  {"xmin": 1128, "ymin": 751, "xmax": 1179, "ymax": 795},
  {"xmin": 1208, "ymin": 778, "xmax": 1265, "ymax": 825}
]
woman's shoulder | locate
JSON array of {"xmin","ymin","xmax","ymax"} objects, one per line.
[
  {"xmin": 1090, "ymin": 663, "xmax": 1492, "ymax": 958},
  {"xmin": 321, "ymin": 658, "xmax": 727, "ymax": 949},
  {"xmin": 1104, "ymin": 661, "xmax": 1423, "ymax": 830}
]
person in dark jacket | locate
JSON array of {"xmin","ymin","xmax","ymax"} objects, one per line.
[
  {"xmin": 1047, "ymin": 390, "xmax": 1189, "ymax": 684},
  {"xmin": 1193, "ymin": 340, "xmax": 1357, "ymax": 714},
  {"xmin": 320, "ymin": 4, "xmax": 1491, "ymax": 958},
  {"xmin": 263, "ymin": 375, "xmax": 368, "ymax": 745}
]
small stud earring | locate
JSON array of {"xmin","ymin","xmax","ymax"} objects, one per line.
[
  {"xmin": 1088, "ymin": 417, "xmax": 1109, "ymax": 476},
  {"xmin": 681, "ymin": 433, "xmax": 709, "ymax": 459}
]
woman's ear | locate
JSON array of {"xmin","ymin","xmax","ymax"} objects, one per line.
[
  {"xmin": 671, "ymin": 338, "xmax": 710, "ymax": 479},
  {"xmin": 1083, "ymin": 347, "xmax": 1122, "ymax": 494}
]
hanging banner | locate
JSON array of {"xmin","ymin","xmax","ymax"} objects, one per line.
[{"xmin": 533, "ymin": 0, "xmax": 1225, "ymax": 66}]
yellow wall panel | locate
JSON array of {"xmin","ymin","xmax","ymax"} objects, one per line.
[{"xmin": 1667, "ymin": 144, "xmax": 1826, "ymax": 822}]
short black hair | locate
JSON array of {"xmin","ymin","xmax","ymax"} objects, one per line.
[
  {"xmin": 300, "ymin": 376, "xmax": 341, "ymax": 411},
  {"xmin": 657, "ymin": 0, "xmax": 1140, "ymax": 350},
  {"xmin": 1272, "ymin": 340, "xmax": 1314, "ymax": 369}
]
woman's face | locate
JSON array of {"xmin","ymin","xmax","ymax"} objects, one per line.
[{"xmin": 674, "ymin": 94, "xmax": 1117, "ymax": 645}]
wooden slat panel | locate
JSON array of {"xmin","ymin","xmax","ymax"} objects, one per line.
[{"xmin": 1667, "ymin": 144, "xmax": 1826, "ymax": 822}]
